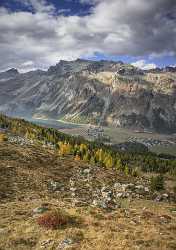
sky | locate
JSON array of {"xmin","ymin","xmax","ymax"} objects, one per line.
[{"xmin": 0, "ymin": 0, "xmax": 176, "ymax": 72}]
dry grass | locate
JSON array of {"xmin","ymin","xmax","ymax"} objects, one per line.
[
  {"xmin": 0, "ymin": 141, "xmax": 175, "ymax": 250},
  {"xmin": 0, "ymin": 200, "xmax": 175, "ymax": 250}
]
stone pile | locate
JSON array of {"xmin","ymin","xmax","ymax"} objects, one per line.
[
  {"xmin": 8, "ymin": 135, "xmax": 33, "ymax": 145},
  {"xmin": 67, "ymin": 167, "xmax": 151, "ymax": 210},
  {"xmin": 113, "ymin": 182, "xmax": 149, "ymax": 199},
  {"xmin": 154, "ymin": 193, "xmax": 175, "ymax": 202},
  {"xmin": 49, "ymin": 166, "xmax": 173, "ymax": 210},
  {"xmin": 92, "ymin": 186, "xmax": 118, "ymax": 210},
  {"xmin": 68, "ymin": 168, "xmax": 94, "ymax": 207}
]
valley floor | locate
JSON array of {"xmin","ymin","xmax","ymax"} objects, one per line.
[
  {"xmin": 0, "ymin": 141, "xmax": 176, "ymax": 250},
  {"xmin": 29, "ymin": 117, "xmax": 176, "ymax": 156}
]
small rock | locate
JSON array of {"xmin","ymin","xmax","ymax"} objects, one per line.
[
  {"xmin": 0, "ymin": 228, "xmax": 8, "ymax": 234},
  {"xmin": 155, "ymin": 193, "xmax": 169, "ymax": 202},
  {"xmin": 122, "ymin": 184, "xmax": 129, "ymax": 192},
  {"xmin": 83, "ymin": 168, "xmax": 91, "ymax": 175},
  {"xmin": 41, "ymin": 239, "xmax": 53, "ymax": 248},
  {"xmin": 162, "ymin": 193, "xmax": 169, "ymax": 199},
  {"xmin": 135, "ymin": 185, "xmax": 144, "ymax": 190},
  {"xmin": 49, "ymin": 180, "xmax": 63, "ymax": 191},
  {"xmin": 92, "ymin": 199, "xmax": 99, "ymax": 207},
  {"xmin": 159, "ymin": 214, "xmax": 172, "ymax": 223},
  {"xmin": 70, "ymin": 179, "xmax": 75, "ymax": 187},
  {"xmin": 70, "ymin": 187, "xmax": 77, "ymax": 192},
  {"xmin": 114, "ymin": 182, "xmax": 122, "ymax": 189},
  {"xmin": 99, "ymin": 200, "xmax": 108, "ymax": 209},
  {"xmin": 116, "ymin": 192, "xmax": 123, "ymax": 198},
  {"xmin": 170, "ymin": 209, "xmax": 176, "ymax": 214},
  {"xmin": 57, "ymin": 238, "xmax": 73, "ymax": 249},
  {"xmin": 33, "ymin": 207, "xmax": 48, "ymax": 214}
]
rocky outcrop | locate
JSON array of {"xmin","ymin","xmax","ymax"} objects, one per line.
[
  {"xmin": 0, "ymin": 68, "xmax": 19, "ymax": 80},
  {"xmin": 0, "ymin": 59, "xmax": 176, "ymax": 133}
]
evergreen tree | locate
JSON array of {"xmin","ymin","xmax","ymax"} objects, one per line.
[{"xmin": 150, "ymin": 175, "xmax": 165, "ymax": 191}]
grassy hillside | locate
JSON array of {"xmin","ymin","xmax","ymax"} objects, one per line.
[{"xmin": 0, "ymin": 114, "xmax": 176, "ymax": 249}]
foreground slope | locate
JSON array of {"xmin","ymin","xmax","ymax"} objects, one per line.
[
  {"xmin": 0, "ymin": 59, "xmax": 176, "ymax": 133},
  {"xmin": 0, "ymin": 115, "xmax": 176, "ymax": 250},
  {"xmin": 0, "ymin": 140, "xmax": 176, "ymax": 250}
]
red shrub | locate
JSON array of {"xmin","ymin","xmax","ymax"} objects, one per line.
[{"xmin": 37, "ymin": 209, "xmax": 70, "ymax": 229}]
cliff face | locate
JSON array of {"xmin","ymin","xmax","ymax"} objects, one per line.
[{"xmin": 0, "ymin": 59, "xmax": 176, "ymax": 133}]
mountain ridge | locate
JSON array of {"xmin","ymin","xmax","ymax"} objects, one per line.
[
  {"xmin": 0, "ymin": 59, "xmax": 176, "ymax": 133},
  {"xmin": 2, "ymin": 59, "xmax": 176, "ymax": 75}
]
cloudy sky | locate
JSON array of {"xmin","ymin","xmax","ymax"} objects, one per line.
[{"xmin": 0, "ymin": 0, "xmax": 176, "ymax": 72}]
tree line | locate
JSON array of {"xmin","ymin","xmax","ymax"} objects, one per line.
[{"xmin": 0, "ymin": 113, "xmax": 175, "ymax": 176}]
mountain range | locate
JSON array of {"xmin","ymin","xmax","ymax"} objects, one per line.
[{"xmin": 0, "ymin": 59, "xmax": 176, "ymax": 133}]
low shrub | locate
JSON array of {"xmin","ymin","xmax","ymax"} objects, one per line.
[
  {"xmin": 131, "ymin": 167, "xmax": 140, "ymax": 177},
  {"xmin": 37, "ymin": 209, "xmax": 71, "ymax": 230},
  {"xmin": 150, "ymin": 175, "xmax": 165, "ymax": 191}
]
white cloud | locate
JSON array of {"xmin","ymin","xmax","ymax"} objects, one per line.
[
  {"xmin": 15, "ymin": 0, "xmax": 55, "ymax": 13},
  {"xmin": 0, "ymin": 0, "xmax": 175, "ymax": 71},
  {"xmin": 132, "ymin": 60, "xmax": 157, "ymax": 70},
  {"xmin": 22, "ymin": 60, "xmax": 34, "ymax": 66}
]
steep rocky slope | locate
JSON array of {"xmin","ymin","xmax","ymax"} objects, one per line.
[{"xmin": 0, "ymin": 59, "xmax": 176, "ymax": 133}]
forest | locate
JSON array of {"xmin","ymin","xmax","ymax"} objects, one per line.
[{"xmin": 0, "ymin": 113, "xmax": 176, "ymax": 177}]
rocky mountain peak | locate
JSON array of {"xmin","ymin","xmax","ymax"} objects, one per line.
[
  {"xmin": 6, "ymin": 68, "xmax": 19, "ymax": 74},
  {"xmin": 0, "ymin": 68, "xmax": 19, "ymax": 80},
  {"xmin": 0, "ymin": 60, "xmax": 176, "ymax": 133},
  {"xmin": 164, "ymin": 66, "xmax": 176, "ymax": 72}
]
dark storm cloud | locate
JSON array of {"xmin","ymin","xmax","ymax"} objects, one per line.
[{"xmin": 0, "ymin": 0, "xmax": 175, "ymax": 72}]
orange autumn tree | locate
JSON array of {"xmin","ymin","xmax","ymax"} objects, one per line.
[
  {"xmin": 0, "ymin": 133, "xmax": 7, "ymax": 142},
  {"xmin": 58, "ymin": 141, "xmax": 72, "ymax": 156}
]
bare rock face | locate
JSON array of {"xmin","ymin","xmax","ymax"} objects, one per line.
[
  {"xmin": 0, "ymin": 59, "xmax": 176, "ymax": 133},
  {"xmin": 0, "ymin": 68, "xmax": 19, "ymax": 80}
]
